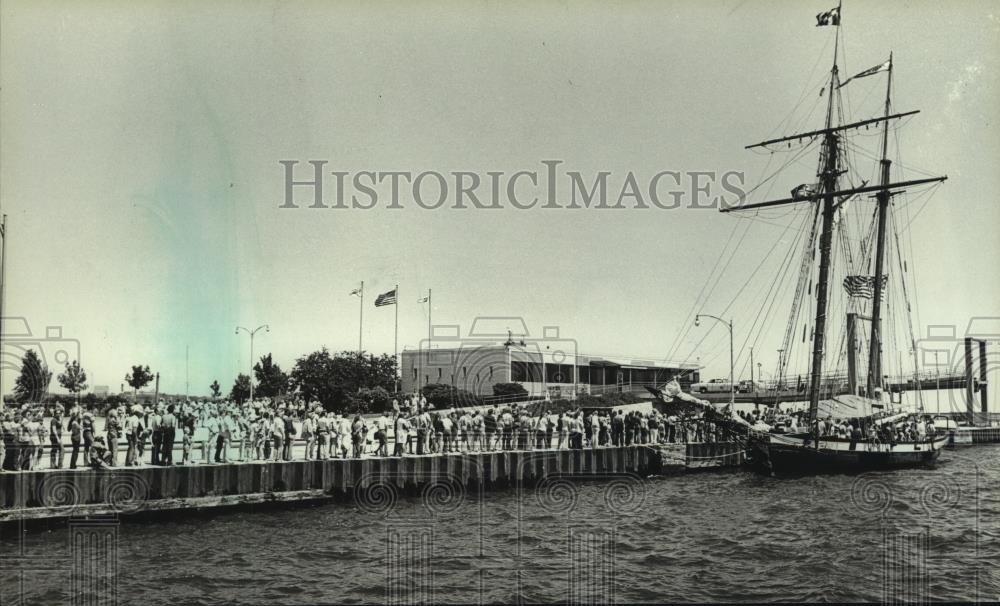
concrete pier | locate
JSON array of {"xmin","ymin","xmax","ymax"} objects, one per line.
[{"xmin": 0, "ymin": 443, "xmax": 749, "ymax": 523}]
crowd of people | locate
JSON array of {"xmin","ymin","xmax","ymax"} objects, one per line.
[
  {"xmin": 0, "ymin": 396, "xmax": 942, "ymax": 472},
  {"xmin": 745, "ymin": 407, "xmax": 939, "ymax": 445}
]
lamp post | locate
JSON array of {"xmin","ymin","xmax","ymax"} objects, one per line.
[
  {"xmin": 934, "ymin": 350, "xmax": 940, "ymax": 414},
  {"xmin": 236, "ymin": 324, "xmax": 269, "ymax": 406},
  {"xmin": 695, "ymin": 314, "xmax": 734, "ymax": 405}
]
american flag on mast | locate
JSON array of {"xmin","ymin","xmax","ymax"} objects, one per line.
[
  {"xmin": 374, "ymin": 288, "xmax": 397, "ymax": 307},
  {"xmin": 843, "ymin": 275, "xmax": 887, "ymax": 300}
]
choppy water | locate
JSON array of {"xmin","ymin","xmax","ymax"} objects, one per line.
[{"xmin": 2, "ymin": 446, "xmax": 998, "ymax": 604}]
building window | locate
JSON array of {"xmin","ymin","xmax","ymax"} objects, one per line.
[
  {"xmin": 546, "ymin": 363, "xmax": 574, "ymax": 384},
  {"xmin": 511, "ymin": 361, "xmax": 543, "ymax": 382},
  {"xmin": 412, "ymin": 368, "xmax": 417, "ymax": 380},
  {"xmin": 490, "ymin": 367, "xmax": 493, "ymax": 378},
  {"xmin": 438, "ymin": 368, "xmax": 442, "ymax": 380},
  {"xmin": 424, "ymin": 374, "xmax": 429, "ymax": 385},
  {"xmin": 463, "ymin": 366, "xmax": 467, "ymax": 378}
]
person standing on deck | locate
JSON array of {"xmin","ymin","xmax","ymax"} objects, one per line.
[
  {"xmin": 105, "ymin": 409, "xmax": 121, "ymax": 467},
  {"xmin": 49, "ymin": 407, "xmax": 65, "ymax": 469},
  {"xmin": 374, "ymin": 412, "xmax": 389, "ymax": 457},
  {"xmin": 204, "ymin": 408, "xmax": 220, "ymax": 464},
  {"xmin": 270, "ymin": 412, "xmax": 285, "ymax": 462},
  {"xmin": 161, "ymin": 405, "xmax": 177, "ymax": 466},
  {"xmin": 181, "ymin": 425, "xmax": 193, "ymax": 464},
  {"xmin": 420, "ymin": 408, "xmax": 432, "ymax": 454},
  {"xmin": 588, "ymin": 411, "xmax": 599, "ymax": 448},
  {"xmin": 123, "ymin": 408, "xmax": 139, "ymax": 466},
  {"xmin": 393, "ymin": 413, "xmax": 410, "ymax": 457},
  {"xmin": 316, "ymin": 411, "xmax": 330, "ymax": 459},
  {"xmin": 81, "ymin": 412, "xmax": 95, "ymax": 466},
  {"xmin": 301, "ymin": 412, "xmax": 316, "ymax": 460},
  {"xmin": 336, "ymin": 414, "xmax": 351, "ymax": 458},
  {"xmin": 351, "ymin": 415, "xmax": 366, "ymax": 459},
  {"xmin": 149, "ymin": 405, "xmax": 163, "ymax": 466},
  {"xmin": 484, "ymin": 409, "xmax": 498, "ymax": 451}
]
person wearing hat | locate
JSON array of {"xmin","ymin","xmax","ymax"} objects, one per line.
[
  {"xmin": 105, "ymin": 409, "xmax": 121, "ymax": 467},
  {"xmin": 88, "ymin": 435, "xmax": 112, "ymax": 469}
]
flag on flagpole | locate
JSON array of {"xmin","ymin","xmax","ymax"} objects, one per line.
[
  {"xmin": 815, "ymin": 6, "xmax": 840, "ymax": 26},
  {"xmin": 838, "ymin": 59, "xmax": 891, "ymax": 88},
  {"xmin": 843, "ymin": 275, "xmax": 887, "ymax": 300},
  {"xmin": 350, "ymin": 284, "xmax": 363, "ymax": 297},
  {"xmin": 375, "ymin": 288, "xmax": 397, "ymax": 307},
  {"xmin": 417, "ymin": 295, "xmax": 429, "ymax": 303}
]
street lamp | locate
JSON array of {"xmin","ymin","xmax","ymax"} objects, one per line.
[
  {"xmin": 695, "ymin": 314, "xmax": 734, "ymax": 405},
  {"xmin": 934, "ymin": 350, "xmax": 940, "ymax": 414},
  {"xmin": 236, "ymin": 324, "xmax": 269, "ymax": 405}
]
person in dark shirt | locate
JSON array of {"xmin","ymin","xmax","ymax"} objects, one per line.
[
  {"xmin": 483, "ymin": 409, "xmax": 498, "ymax": 451},
  {"xmin": 161, "ymin": 405, "xmax": 178, "ymax": 465},
  {"xmin": 49, "ymin": 408, "xmax": 65, "ymax": 469}
]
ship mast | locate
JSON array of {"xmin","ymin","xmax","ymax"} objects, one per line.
[
  {"xmin": 866, "ymin": 53, "xmax": 893, "ymax": 399},
  {"xmin": 804, "ymin": 27, "xmax": 843, "ymax": 440}
]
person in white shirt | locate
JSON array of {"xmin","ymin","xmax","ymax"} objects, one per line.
[
  {"xmin": 270, "ymin": 413, "xmax": 285, "ymax": 461},
  {"xmin": 338, "ymin": 415, "xmax": 352, "ymax": 458},
  {"xmin": 393, "ymin": 414, "xmax": 410, "ymax": 456},
  {"xmin": 375, "ymin": 413, "xmax": 390, "ymax": 457}
]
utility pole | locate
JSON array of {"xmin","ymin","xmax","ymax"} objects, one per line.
[
  {"xmin": 695, "ymin": 314, "xmax": 734, "ymax": 406},
  {"xmin": 0, "ymin": 215, "xmax": 7, "ymax": 407},
  {"xmin": 236, "ymin": 325, "xmax": 269, "ymax": 406}
]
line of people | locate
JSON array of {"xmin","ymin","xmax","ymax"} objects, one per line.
[{"xmin": 1, "ymin": 398, "xmax": 740, "ymax": 472}]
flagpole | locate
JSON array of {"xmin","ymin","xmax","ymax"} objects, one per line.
[
  {"xmin": 359, "ymin": 280, "xmax": 364, "ymax": 353},
  {"xmin": 394, "ymin": 283, "xmax": 399, "ymax": 394}
]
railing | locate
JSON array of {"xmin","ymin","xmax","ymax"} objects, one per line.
[{"xmin": 0, "ymin": 426, "xmax": 723, "ymax": 472}]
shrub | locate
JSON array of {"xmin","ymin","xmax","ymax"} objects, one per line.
[
  {"xmin": 492, "ymin": 382, "xmax": 529, "ymax": 399},
  {"xmin": 422, "ymin": 383, "xmax": 482, "ymax": 409}
]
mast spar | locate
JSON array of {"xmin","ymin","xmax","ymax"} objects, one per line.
[{"xmin": 866, "ymin": 53, "xmax": 893, "ymax": 399}]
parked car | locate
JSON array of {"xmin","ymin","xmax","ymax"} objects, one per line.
[
  {"xmin": 737, "ymin": 380, "xmax": 765, "ymax": 393},
  {"xmin": 692, "ymin": 378, "xmax": 734, "ymax": 394}
]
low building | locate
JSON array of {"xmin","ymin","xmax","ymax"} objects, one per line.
[
  {"xmin": 92, "ymin": 385, "xmax": 109, "ymax": 398},
  {"xmin": 400, "ymin": 343, "xmax": 698, "ymax": 399}
]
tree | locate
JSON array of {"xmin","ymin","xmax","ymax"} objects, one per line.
[
  {"xmin": 210, "ymin": 380, "xmax": 221, "ymax": 399},
  {"xmin": 289, "ymin": 349, "xmax": 397, "ymax": 411},
  {"xmin": 230, "ymin": 373, "xmax": 251, "ymax": 404},
  {"xmin": 253, "ymin": 353, "xmax": 289, "ymax": 398},
  {"xmin": 57, "ymin": 360, "xmax": 88, "ymax": 405},
  {"xmin": 125, "ymin": 365, "xmax": 154, "ymax": 403},
  {"xmin": 350, "ymin": 386, "xmax": 391, "ymax": 414},
  {"xmin": 13, "ymin": 349, "xmax": 52, "ymax": 403}
]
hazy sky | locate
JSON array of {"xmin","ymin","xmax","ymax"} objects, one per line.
[{"xmin": 1, "ymin": 1, "xmax": 997, "ymax": 408}]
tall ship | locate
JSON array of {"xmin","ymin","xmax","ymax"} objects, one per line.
[{"xmin": 706, "ymin": 4, "xmax": 951, "ymax": 472}]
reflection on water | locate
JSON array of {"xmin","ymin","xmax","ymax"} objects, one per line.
[{"xmin": 1, "ymin": 447, "xmax": 998, "ymax": 604}]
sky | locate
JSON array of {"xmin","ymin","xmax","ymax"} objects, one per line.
[{"xmin": 1, "ymin": 1, "xmax": 997, "ymax": 411}]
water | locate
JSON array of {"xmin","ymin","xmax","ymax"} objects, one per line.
[{"xmin": 2, "ymin": 446, "xmax": 998, "ymax": 604}]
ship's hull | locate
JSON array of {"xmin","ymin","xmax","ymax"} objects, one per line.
[{"xmin": 759, "ymin": 433, "xmax": 949, "ymax": 473}]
